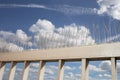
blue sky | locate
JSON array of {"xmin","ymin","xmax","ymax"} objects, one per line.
[
  {"xmin": 0, "ymin": 0, "xmax": 120, "ymax": 80},
  {"xmin": 0, "ymin": 0, "xmax": 120, "ymax": 50},
  {"xmin": 0, "ymin": 0, "xmax": 99, "ymax": 32},
  {"xmin": 0, "ymin": 0, "xmax": 119, "ymax": 37},
  {"xmin": 0, "ymin": 0, "xmax": 119, "ymax": 33}
]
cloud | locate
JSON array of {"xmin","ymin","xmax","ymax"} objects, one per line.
[
  {"xmin": 45, "ymin": 65, "xmax": 58, "ymax": 75},
  {"xmin": 88, "ymin": 61, "xmax": 120, "ymax": 80},
  {"xmin": 48, "ymin": 65, "xmax": 58, "ymax": 70},
  {"xmin": 0, "ymin": 30, "xmax": 32, "ymax": 46},
  {"xmin": 0, "ymin": 2, "xmax": 120, "ymax": 20},
  {"xmin": 89, "ymin": 64, "xmax": 103, "ymax": 72},
  {"xmin": 0, "ymin": 4, "xmax": 97, "ymax": 16},
  {"xmin": 99, "ymin": 61, "xmax": 111, "ymax": 72},
  {"xmin": 64, "ymin": 72, "xmax": 81, "ymax": 80},
  {"xmin": 64, "ymin": 66, "xmax": 76, "ymax": 71},
  {"xmin": 65, "ymin": 72, "xmax": 74, "ymax": 78},
  {"xmin": 98, "ymin": 73, "xmax": 111, "ymax": 78},
  {"xmin": 0, "ymin": 4, "xmax": 46, "ymax": 9},
  {"xmin": 99, "ymin": 61, "xmax": 120, "ymax": 73},
  {"xmin": 16, "ymin": 30, "xmax": 32, "ymax": 47},
  {"xmin": 30, "ymin": 63, "xmax": 39, "ymax": 69},
  {"xmin": 0, "ymin": 19, "xmax": 95, "ymax": 52},
  {"xmin": 53, "ymin": 5, "xmax": 97, "ymax": 15},
  {"xmin": 97, "ymin": 0, "xmax": 120, "ymax": 20},
  {"xmin": 103, "ymin": 34, "xmax": 120, "ymax": 43},
  {"xmin": 29, "ymin": 19, "xmax": 55, "ymax": 33},
  {"xmin": 44, "ymin": 76, "xmax": 56, "ymax": 80},
  {"xmin": 29, "ymin": 68, "xmax": 38, "ymax": 73},
  {"xmin": 45, "ymin": 68, "xmax": 55, "ymax": 75},
  {"xmin": 0, "ymin": 38, "xmax": 23, "ymax": 52},
  {"xmin": 117, "ymin": 62, "xmax": 120, "ymax": 73},
  {"xmin": 44, "ymin": 65, "xmax": 58, "ymax": 80},
  {"xmin": 16, "ymin": 30, "xmax": 30, "ymax": 42},
  {"xmin": 29, "ymin": 19, "xmax": 95, "ymax": 49},
  {"xmin": 0, "ymin": 30, "xmax": 32, "ymax": 52}
]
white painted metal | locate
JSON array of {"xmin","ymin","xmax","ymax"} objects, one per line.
[
  {"xmin": 38, "ymin": 61, "xmax": 45, "ymax": 80},
  {"xmin": 58, "ymin": 60, "xmax": 64, "ymax": 80},
  {"xmin": 81, "ymin": 59, "xmax": 89, "ymax": 80},
  {"xmin": 0, "ymin": 42, "xmax": 120, "ymax": 80},
  {"xmin": 8, "ymin": 62, "xmax": 16, "ymax": 80},
  {"xmin": 22, "ymin": 61, "xmax": 30, "ymax": 80},
  {"xmin": 0, "ymin": 43, "xmax": 120, "ymax": 61},
  {"xmin": 111, "ymin": 57, "xmax": 117, "ymax": 80},
  {"xmin": 0, "ymin": 62, "xmax": 5, "ymax": 80}
]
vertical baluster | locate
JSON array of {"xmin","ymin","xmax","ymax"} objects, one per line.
[
  {"xmin": 81, "ymin": 59, "xmax": 89, "ymax": 80},
  {"xmin": 38, "ymin": 61, "xmax": 46, "ymax": 80},
  {"xmin": 58, "ymin": 60, "xmax": 64, "ymax": 80},
  {"xmin": 8, "ymin": 61, "xmax": 16, "ymax": 80},
  {"xmin": 22, "ymin": 61, "xmax": 30, "ymax": 80},
  {"xmin": 111, "ymin": 57, "xmax": 117, "ymax": 80},
  {"xmin": 0, "ymin": 62, "xmax": 5, "ymax": 80}
]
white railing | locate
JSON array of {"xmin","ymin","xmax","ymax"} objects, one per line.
[{"xmin": 0, "ymin": 42, "xmax": 120, "ymax": 80}]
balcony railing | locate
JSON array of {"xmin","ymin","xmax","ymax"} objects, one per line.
[{"xmin": 0, "ymin": 42, "xmax": 120, "ymax": 80}]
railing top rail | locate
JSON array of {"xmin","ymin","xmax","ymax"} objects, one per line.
[{"xmin": 0, "ymin": 42, "xmax": 120, "ymax": 62}]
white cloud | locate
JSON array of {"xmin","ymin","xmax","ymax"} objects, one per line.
[
  {"xmin": 0, "ymin": 38, "xmax": 23, "ymax": 52},
  {"xmin": 16, "ymin": 29, "xmax": 32, "ymax": 47},
  {"xmin": 103, "ymin": 34, "xmax": 120, "ymax": 43},
  {"xmin": 0, "ymin": 4, "xmax": 97, "ymax": 16},
  {"xmin": 30, "ymin": 63, "xmax": 39, "ymax": 68},
  {"xmin": 117, "ymin": 62, "xmax": 120, "ymax": 73},
  {"xmin": 98, "ymin": 73, "xmax": 111, "ymax": 79},
  {"xmin": 44, "ymin": 65, "xmax": 58, "ymax": 76},
  {"xmin": 99, "ymin": 61, "xmax": 111, "ymax": 72},
  {"xmin": 97, "ymin": 0, "xmax": 120, "ymax": 20},
  {"xmin": 45, "ymin": 68, "xmax": 54, "ymax": 75},
  {"xmin": 64, "ymin": 72, "xmax": 81, "ymax": 80},
  {"xmin": 29, "ymin": 19, "xmax": 95, "ymax": 49},
  {"xmin": 103, "ymin": 73, "xmax": 111, "ymax": 78},
  {"xmin": 29, "ymin": 19, "xmax": 55, "ymax": 33},
  {"xmin": 0, "ymin": 3, "xmax": 120, "ymax": 20},
  {"xmin": 53, "ymin": 5, "xmax": 97, "ymax": 15},
  {"xmin": 88, "ymin": 61, "xmax": 120, "ymax": 80},
  {"xmin": 44, "ymin": 76, "xmax": 56, "ymax": 80},
  {"xmin": 0, "ymin": 4, "xmax": 46, "ymax": 9},
  {"xmin": 0, "ymin": 19, "xmax": 95, "ymax": 51},
  {"xmin": 48, "ymin": 65, "xmax": 58, "ymax": 70},
  {"xmin": 0, "ymin": 19, "xmax": 95, "ymax": 52},
  {"xmin": 98, "ymin": 61, "xmax": 120, "ymax": 75},
  {"xmin": 16, "ymin": 68, "xmax": 22, "ymax": 72},
  {"xmin": 0, "ymin": 30, "xmax": 32, "ymax": 52},
  {"xmin": 0, "ymin": 30, "xmax": 31, "ymax": 46},
  {"xmin": 5, "ymin": 43, "xmax": 23, "ymax": 52},
  {"xmin": 67, "ymin": 72, "xmax": 74, "ymax": 77},
  {"xmin": 64, "ymin": 66, "xmax": 76, "ymax": 71},
  {"xmin": 0, "ymin": 31, "xmax": 17, "ymax": 42},
  {"xmin": 89, "ymin": 64, "xmax": 103, "ymax": 72},
  {"xmin": 29, "ymin": 68, "xmax": 38, "ymax": 73},
  {"xmin": 16, "ymin": 29, "xmax": 30, "ymax": 42}
]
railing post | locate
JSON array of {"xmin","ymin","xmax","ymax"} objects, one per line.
[
  {"xmin": 0, "ymin": 62, "xmax": 5, "ymax": 80},
  {"xmin": 8, "ymin": 61, "xmax": 16, "ymax": 80},
  {"xmin": 38, "ymin": 61, "xmax": 46, "ymax": 80},
  {"xmin": 22, "ymin": 61, "xmax": 30, "ymax": 80},
  {"xmin": 81, "ymin": 58, "xmax": 89, "ymax": 80},
  {"xmin": 111, "ymin": 57, "xmax": 117, "ymax": 80},
  {"xmin": 58, "ymin": 60, "xmax": 64, "ymax": 80}
]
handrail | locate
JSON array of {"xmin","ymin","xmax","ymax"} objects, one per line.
[{"xmin": 0, "ymin": 42, "xmax": 119, "ymax": 80}]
